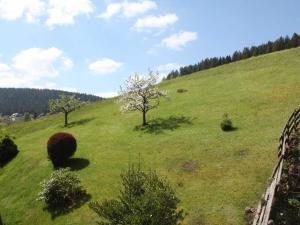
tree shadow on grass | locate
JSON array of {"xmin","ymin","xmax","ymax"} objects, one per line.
[
  {"xmin": 44, "ymin": 193, "xmax": 91, "ymax": 220},
  {"xmin": 0, "ymin": 151, "xmax": 19, "ymax": 168},
  {"xmin": 222, "ymin": 127, "xmax": 238, "ymax": 132},
  {"xmin": 137, "ymin": 116, "xmax": 195, "ymax": 134},
  {"xmin": 54, "ymin": 158, "xmax": 90, "ymax": 171},
  {"xmin": 66, "ymin": 117, "xmax": 96, "ymax": 128}
]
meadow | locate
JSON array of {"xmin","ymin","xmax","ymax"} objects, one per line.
[{"xmin": 1, "ymin": 47, "xmax": 300, "ymax": 225}]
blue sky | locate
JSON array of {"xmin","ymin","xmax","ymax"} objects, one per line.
[{"xmin": 0, "ymin": 0, "xmax": 299, "ymax": 97}]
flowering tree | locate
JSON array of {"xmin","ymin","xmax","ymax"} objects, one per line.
[
  {"xmin": 119, "ymin": 71, "xmax": 167, "ymax": 126},
  {"xmin": 49, "ymin": 94, "xmax": 82, "ymax": 127}
]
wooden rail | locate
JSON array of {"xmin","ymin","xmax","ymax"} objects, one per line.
[{"xmin": 252, "ymin": 107, "xmax": 300, "ymax": 225}]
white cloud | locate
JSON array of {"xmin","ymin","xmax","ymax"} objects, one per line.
[
  {"xmin": 0, "ymin": 0, "xmax": 94, "ymax": 28},
  {"xmin": 12, "ymin": 47, "xmax": 73, "ymax": 79},
  {"xmin": 61, "ymin": 57, "xmax": 74, "ymax": 70},
  {"xmin": 88, "ymin": 58, "xmax": 123, "ymax": 75},
  {"xmin": 0, "ymin": 0, "xmax": 45, "ymax": 22},
  {"xmin": 98, "ymin": 2, "xmax": 122, "ymax": 19},
  {"xmin": 133, "ymin": 13, "xmax": 178, "ymax": 30},
  {"xmin": 157, "ymin": 62, "xmax": 183, "ymax": 72},
  {"xmin": 162, "ymin": 31, "xmax": 198, "ymax": 50},
  {"xmin": 99, "ymin": 0, "xmax": 157, "ymax": 19},
  {"xmin": 95, "ymin": 91, "xmax": 118, "ymax": 98},
  {"xmin": 156, "ymin": 62, "xmax": 183, "ymax": 80},
  {"xmin": 60, "ymin": 86, "xmax": 78, "ymax": 92},
  {"xmin": 0, "ymin": 47, "xmax": 73, "ymax": 88},
  {"xmin": 46, "ymin": 0, "xmax": 94, "ymax": 28}
]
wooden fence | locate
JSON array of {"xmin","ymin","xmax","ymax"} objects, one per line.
[{"xmin": 252, "ymin": 107, "xmax": 300, "ymax": 225}]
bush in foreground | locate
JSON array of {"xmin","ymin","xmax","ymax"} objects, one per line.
[
  {"xmin": 47, "ymin": 132, "xmax": 77, "ymax": 166},
  {"xmin": 89, "ymin": 165, "xmax": 184, "ymax": 225},
  {"xmin": 0, "ymin": 135, "xmax": 19, "ymax": 167},
  {"xmin": 220, "ymin": 113, "xmax": 234, "ymax": 131},
  {"xmin": 37, "ymin": 168, "xmax": 87, "ymax": 210}
]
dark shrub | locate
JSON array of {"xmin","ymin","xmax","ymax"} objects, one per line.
[
  {"xmin": 0, "ymin": 135, "xmax": 19, "ymax": 167},
  {"xmin": 177, "ymin": 88, "xmax": 188, "ymax": 93},
  {"xmin": 220, "ymin": 113, "xmax": 234, "ymax": 131},
  {"xmin": 37, "ymin": 168, "xmax": 87, "ymax": 209},
  {"xmin": 47, "ymin": 132, "xmax": 77, "ymax": 166},
  {"xmin": 0, "ymin": 213, "xmax": 3, "ymax": 225}
]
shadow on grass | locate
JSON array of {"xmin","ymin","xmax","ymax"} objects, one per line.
[
  {"xmin": 0, "ymin": 150, "xmax": 19, "ymax": 168},
  {"xmin": 66, "ymin": 117, "xmax": 96, "ymax": 128},
  {"xmin": 54, "ymin": 158, "xmax": 90, "ymax": 171},
  {"xmin": 136, "ymin": 116, "xmax": 195, "ymax": 134},
  {"xmin": 222, "ymin": 127, "xmax": 238, "ymax": 132},
  {"xmin": 44, "ymin": 193, "xmax": 91, "ymax": 220}
]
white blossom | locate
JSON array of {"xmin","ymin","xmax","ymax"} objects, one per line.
[{"xmin": 118, "ymin": 71, "xmax": 167, "ymax": 125}]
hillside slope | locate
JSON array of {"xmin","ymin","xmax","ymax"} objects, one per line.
[{"xmin": 1, "ymin": 48, "xmax": 300, "ymax": 225}]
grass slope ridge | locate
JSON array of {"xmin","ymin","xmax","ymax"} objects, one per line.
[{"xmin": 1, "ymin": 47, "xmax": 300, "ymax": 225}]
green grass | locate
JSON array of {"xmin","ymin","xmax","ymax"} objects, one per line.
[{"xmin": 1, "ymin": 47, "xmax": 300, "ymax": 225}]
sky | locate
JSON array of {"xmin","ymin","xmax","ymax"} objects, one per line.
[{"xmin": 0, "ymin": 0, "xmax": 299, "ymax": 98}]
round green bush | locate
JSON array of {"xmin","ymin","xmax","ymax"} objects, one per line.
[
  {"xmin": 47, "ymin": 132, "xmax": 77, "ymax": 166},
  {"xmin": 37, "ymin": 168, "xmax": 86, "ymax": 209}
]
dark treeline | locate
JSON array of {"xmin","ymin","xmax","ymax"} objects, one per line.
[
  {"xmin": 0, "ymin": 88, "xmax": 101, "ymax": 115},
  {"xmin": 166, "ymin": 33, "xmax": 300, "ymax": 80}
]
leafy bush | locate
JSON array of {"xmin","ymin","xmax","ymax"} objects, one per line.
[
  {"xmin": 47, "ymin": 132, "xmax": 77, "ymax": 166},
  {"xmin": 89, "ymin": 165, "xmax": 184, "ymax": 225},
  {"xmin": 37, "ymin": 168, "xmax": 86, "ymax": 209},
  {"xmin": 220, "ymin": 113, "xmax": 234, "ymax": 131},
  {"xmin": 0, "ymin": 135, "xmax": 19, "ymax": 167}
]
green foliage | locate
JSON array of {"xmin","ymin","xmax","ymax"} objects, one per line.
[
  {"xmin": 37, "ymin": 168, "xmax": 86, "ymax": 209},
  {"xmin": 271, "ymin": 198, "xmax": 300, "ymax": 225},
  {"xmin": 0, "ymin": 88, "xmax": 100, "ymax": 116},
  {"xmin": 270, "ymin": 130, "xmax": 300, "ymax": 224},
  {"xmin": 0, "ymin": 135, "xmax": 19, "ymax": 167},
  {"xmin": 24, "ymin": 112, "xmax": 31, "ymax": 122},
  {"xmin": 220, "ymin": 113, "xmax": 234, "ymax": 131},
  {"xmin": 47, "ymin": 132, "xmax": 77, "ymax": 166},
  {"xmin": 89, "ymin": 165, "xmax": 184, "ymax": 225}
]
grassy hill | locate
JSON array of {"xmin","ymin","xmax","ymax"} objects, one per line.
[{"xmin": 1, "ymin": 47, "xmax": 300, "ymax": 225}]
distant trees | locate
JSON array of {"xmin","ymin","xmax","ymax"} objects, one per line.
[
  {"xmin": 119, "ymin": 71, "xmax": 167, "ymax": 126},
  {"xmin": 49, "ymin": 95, "xmax": 82, "ymax": 126},
  {"xmin": 0, "ymin": 88, "xmax": 100, "ymax": 116},
  {"xmin": 166, "ymin": 32, "xmax": 300, "ymax": 80},
  {"xmin": 89, "ymin": 165, "xmax": 184, "ymax": 225}
]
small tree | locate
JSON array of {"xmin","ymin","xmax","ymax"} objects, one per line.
[
  {"xmin": 89, "ymin": 165, "xmax": 184, "ymax": 225},
  {"xmin": 24, "ymin": 112, "xmax": 31, "ymax": 122},
  {"xmin": 49, "ymin": 95, "xmax": 82, "ymax": 127},
  {"xmin": 119, "ymin": 71, "xmax": 167, "ymax": 126}
]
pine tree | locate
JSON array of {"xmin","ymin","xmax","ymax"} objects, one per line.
[{"xmin": 89, "ymin": 165, "xmax": 184, "ymax": 225}]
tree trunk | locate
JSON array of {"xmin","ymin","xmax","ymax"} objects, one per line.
[
  {"xmin": 64, "ymin": 111, "xmax": 68, "ymax": 127},
  {"xmin": 142, "ymin": 111, "xmax": 147, "ymax": 126}
]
